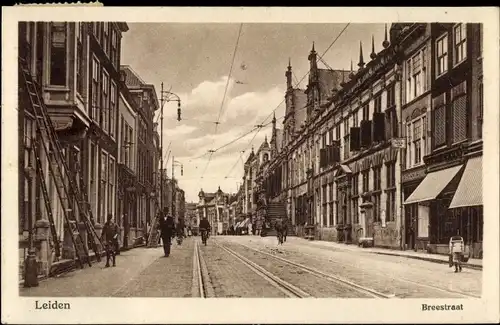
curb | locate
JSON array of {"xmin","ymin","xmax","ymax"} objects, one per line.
[
  {"xmin": 372, "ymin": 251, "xmax": 483, "ymax": 270},
  {"xmin": 291, "ymin": 237, "xmax": 483, "ymax": 271}
]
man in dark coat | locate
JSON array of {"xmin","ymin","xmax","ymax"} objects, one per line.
[
  {"xmin": 101, "ymin": 214, "xmax": 119, "ymax": 267},
  {"xmin": 159, "ymin": 214, "xmax": 174, "ymax": 257}
]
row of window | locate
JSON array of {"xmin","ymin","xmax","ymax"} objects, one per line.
[
  {"xmin": 288, "ymin": 83, "xmax": 398, "ymax": 186},
  {"xmin": 120, "ymin": 116, "xmax": 135, "ymax": 169},
  {"xmin": 436, "ymin": 23, "xmax": 467, "ymax": 77},
  {"xmin": 433, "ymin": 81, "xmax": 468, "ymax": 148},
  {"xmin": 406, "ymin": 114, "xmax": 428, "ymax": 168},
  {"xmin": 91, "ymin": 56, "xmax": 118, "ymax": 137},
  {"xmin": 404, "ymin": 24, "xmax": 468, "ymax": 105},
  {"xmin": 313, "ymin": 161, "xmax": 397, "ymax": 227},
  {"xmin": 91, "ymin": 22, "xmax": 120, "ymax": 68}
]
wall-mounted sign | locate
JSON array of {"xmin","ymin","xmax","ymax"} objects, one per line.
[
  {"xmin": 391, "ymin": 138, "xmax": 406, "ymax": 149},
  {"xmin": 381, "ymin": 209, "xmax": 386, "ymax": 228}
]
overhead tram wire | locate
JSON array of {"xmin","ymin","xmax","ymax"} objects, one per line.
[
  {"xmin": 200, "ymin": 23, "xmax": 244, "ymax": 180},
  {"xmin": 224, "ymin": 150, "xmax": 247, "ymax": 179},
  {"xmin": 233, "ymin": 23, "xmax": 351, "ymax": 162},
  {"xmin": 196, "ymin": 23, "xmax": 350, "ymax": 180}
]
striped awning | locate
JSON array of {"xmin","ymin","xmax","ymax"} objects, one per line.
[
  {"xmin": 404, "ymin": 165, "xmax": 463, "ymax": 205},
  {"xmin": 449, "ymin": 156, "xmax": 482, "ymax": 209},
  {"xmin": 239, "ymin": 218, "xmax": 251, "ymax": 228}
]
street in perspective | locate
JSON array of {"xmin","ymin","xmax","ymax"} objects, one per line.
[{"xmin": 18, "ymin": 21, "xmax": 483, "ymax": 299}]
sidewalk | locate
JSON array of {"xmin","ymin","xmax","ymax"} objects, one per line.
[
  {"xmin": 20, "ymin": 247, "xmax": 163, "ymax": 297},
  {"xmin": 286, "ymin": 237, "xmax": 483, "ymax": 270}
]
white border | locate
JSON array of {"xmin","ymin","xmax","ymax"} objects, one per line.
[{"xmin": 2, "ymin": 6, "xmax": 499, "ymax": 324}]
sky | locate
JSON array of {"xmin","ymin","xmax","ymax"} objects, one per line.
[{"xmin": 121, "ymin": 23, "xmax": 386, "ymax": 203}]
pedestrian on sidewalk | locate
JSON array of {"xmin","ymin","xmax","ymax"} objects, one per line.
[
  {"xmin": 449, "ymin": 229, "xmax": 464, "ymax": 273},
  {"xmin": 101, "ymin": 214, "xmax": 120, "ymax": 267},
  {"xmin": 159, "ymin": 213, "xmax": 174, "ymax": 257}
]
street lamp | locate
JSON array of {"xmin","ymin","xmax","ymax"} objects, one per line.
[
  {"xmin": 171, "ymin": 157, "xmax": 183, "ymax": 223},
  {"xmin": 159, "ymin": 82, "xmax": 182, "ymax": 213}
]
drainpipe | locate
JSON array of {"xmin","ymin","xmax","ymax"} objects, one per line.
[{"xmin": 397, "ymin": 59, "xmax": 405, "ymax": 251}]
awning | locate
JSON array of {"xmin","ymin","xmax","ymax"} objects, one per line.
[
  {"xmin": 404, "ymin": 165, "xmax": 463, "ymax": 205},
  {"xmin": 449, "ymin": 156, "xmax": 482, "ymax": 208},
  {"xmin": 239, "ymin": 218, "xmax": 251, "ymax": 228}
]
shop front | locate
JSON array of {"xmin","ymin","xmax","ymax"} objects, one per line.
[
  {"xmin": 403, "ymin": 159, "xmax": 482, "ymax": 258},
  {"xmin": 401, "ymin": 165, "xmax": 426, "ymax": 251}
]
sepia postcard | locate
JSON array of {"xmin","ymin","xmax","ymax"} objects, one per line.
[{"xmin": 1, "ymin": 5, "xmax": 499, "ymax": 324}]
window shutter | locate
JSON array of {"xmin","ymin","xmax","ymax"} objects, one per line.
[
  {"xmin": 320, "ymin": 148, "xmax": 326, "ymax": 168},
  {"xmin": 360, "ymin": 120, "xmax": 372, "ymax": 148},
  {"xmin": 350, "ymin": 127, "xmax": 361, "ymax": 151},
  {"xmin": 425, "ymin": 110, "xmax": 431, "ymax": 155},
  {"xmin": 372, "ymin": 112, "xmax": 386, "ymax": 142},
  {"xmin": 452, "ymin": 96, "xmax": 467, "ymax": 142},
  {"xmin": 326, "ymin": 145, "xmax": 331, "ymax": 166},
  {"xmin": 434, "ymin": 106, "xmax": 446, "ymax": 146}
]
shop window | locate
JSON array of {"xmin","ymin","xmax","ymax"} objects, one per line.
[{"xmin": 417, "ymin": 205, "xmax": 429, "ymax": 237}]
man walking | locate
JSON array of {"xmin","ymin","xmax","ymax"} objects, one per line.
[
  {"xmin": 101, "ymin": 214, "xmax": 119, "ymax": 267},
  {"xmin": 159, "ymin": 210, "xmax": 174, "ymax": 257}
]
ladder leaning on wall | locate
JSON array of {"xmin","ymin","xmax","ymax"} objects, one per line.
[{"xmin": 19, "ymin": 57, "xmax": 103, "ymax": 268}]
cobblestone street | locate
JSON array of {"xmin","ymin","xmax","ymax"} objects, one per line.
[{"xmin": 20, "ymin": 236, "xmax": 482, "ymax": 298}]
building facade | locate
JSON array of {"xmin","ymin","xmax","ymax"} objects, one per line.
[
  {"xmin": 117, "ymin": 73, "xmax": 138, "ymax": 248},
  {"xmin": 120, "ymin": 65, "xmax": 159, "ymax": 239},
  {"xmin": 241, "ymin": 148, "xmax": 258, "ymax": 225},
  {"xmin": 403, "ymin": 23, "xmax": 483, "ymax": 258},
  {"xmin": 255, "ymin": 23, "xmax": 483, "ymax": 256},
  {"xmin": 197, "ymin": 187, "xmax": 232, "ymax": 235},
  {"xmin": 18, "ymin": 21, "xmax": 129, "ymax": 277}
]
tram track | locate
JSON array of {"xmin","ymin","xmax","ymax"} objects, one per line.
[
  {"xmin": 214, "ymin": 241, "xmax": 311, "ymax": 298},
  {"xmin": 192, "ymin": 240, "xmax": 215, "ymax": 297},
  {"xmin": 237, "ymin": 241, "xmax": 480, "ymax": 299},
  {"xmin": 230, "ymin": 241, "xmax": 393, "ymax": 299}
]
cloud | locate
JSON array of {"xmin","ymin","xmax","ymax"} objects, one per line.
[
  {"xmin": 157, "ymin": 75, "xmax": 285, "ymax": 202},
  {"xmin": 163, "ymin": 124, "xmax": 197, "ymax": 138}
]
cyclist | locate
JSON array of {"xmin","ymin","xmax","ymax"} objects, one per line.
[{"xmin": 199, "ymin": 217, "xmax": 211, "ymax": 245}]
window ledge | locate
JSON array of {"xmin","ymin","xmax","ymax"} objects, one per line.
[
  {"xmin": 435, "ymin": 71, "xmax": 448, "ymax": 81},
  {"xmin": 45, "ymin": 85, "xmax": 70, "ymax": 92},
  {"xmin": 432, "ymin": 145, "xmax": 448, "ymax": 153},
  {"xmin": 453, "ymin": 58, "xmax": 467, "ymax": 69},
  {"xmin": 384, "ymin": 187, "xmax": 397, "ymax": 192}
]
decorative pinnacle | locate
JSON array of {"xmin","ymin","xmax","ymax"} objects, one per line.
[
  {"xmin": 358, "ymin": 41, "xmax": 365, "ymax": 69},
  {"xmin": 349, "ymin": 60, "xmax": 355, "ymax": 79},
  {"xmin": 370, "ymin": 35, "xmax": 377, "ymax": 60},
  {"xmin": 383, "ymin": 23, "xmax": 390, "ymax": 49}
]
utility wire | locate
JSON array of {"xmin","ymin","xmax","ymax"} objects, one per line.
[
  {"xmin": 201, "ymin": 23, "xmax": 244, "ymax": 180},
  {"xmin": 225, "ymin": 23, "xmax": 351, "ymax": 173},
  {"xmin": 214, "ymin": 23, "xmax": 244, "ymax": 135},
  {"xmin": 224, "ymin": 150, "xmax": 246, "ymax": 179}
]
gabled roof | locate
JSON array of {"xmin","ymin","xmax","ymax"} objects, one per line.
[
  {"xmin": 121, "ymin": 65, "xmax": 147, "ymax": 88},
  {"xmin": 317, "ymin": 69, "xmax": 350, "ymax": 104},
  {"xmin": 120, "ymin": 65, "xmax": 159, "ymax": 111}
]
